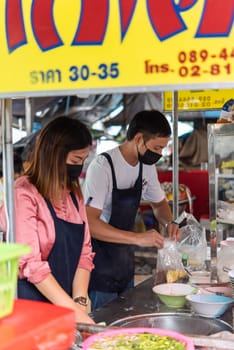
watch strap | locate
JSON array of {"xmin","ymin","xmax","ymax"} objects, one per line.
[{"xmin": 73, "ymin": 296, "xmax": 88, "ymax": 306}]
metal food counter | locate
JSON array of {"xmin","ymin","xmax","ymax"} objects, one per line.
[{"xmin": 90, "ymin": 277, "xmax": 233, "ymax": 334}]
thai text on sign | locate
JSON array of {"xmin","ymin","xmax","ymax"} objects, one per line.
[{"xmin": 1, "ymin": 0, "xmax": 233, "ymax": 96}]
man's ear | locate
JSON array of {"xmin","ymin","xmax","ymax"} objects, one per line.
[{"xmin": 134, "ymin": 132, "xmax": 143, "ymax": 145}]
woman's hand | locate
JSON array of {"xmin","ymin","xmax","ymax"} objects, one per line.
[{"xmin": 74, "ymin": 303, "xmax": 95, "ymax": 324}]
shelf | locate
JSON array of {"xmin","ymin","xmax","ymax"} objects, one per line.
[
  {"xmin": 217, "ymin": 174, "xmax": 234, "ymax": 178},
  {"xmin": 217, "ymin": 218, "xmax": 234, "ymax": 225}
]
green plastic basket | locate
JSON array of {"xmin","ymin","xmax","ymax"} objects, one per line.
[{"xmin": 0, "ymin": 243, "xmax": 31, "ymax": 318}]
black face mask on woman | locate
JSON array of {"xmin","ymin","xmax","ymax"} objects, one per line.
[
  {"xmin": 66, "ymin": 164, "xmax": 83, "ymax": 180},
  {"xmin": 138, "ymin": 149, "xmax": 162, "ymax": 165}
]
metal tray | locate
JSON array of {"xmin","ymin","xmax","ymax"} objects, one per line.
[{"xmin": 110, "ymin": 312, "xmax": 233, "ymax": 336}]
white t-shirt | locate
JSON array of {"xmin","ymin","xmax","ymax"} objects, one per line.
[{"xmin": 83, "ymin": 147, "xmax": 165, "ymax": 223}]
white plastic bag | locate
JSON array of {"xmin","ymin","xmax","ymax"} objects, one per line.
[{"xmin": 177, "ymin": 212, "xmax": 207, "ymax": 270}]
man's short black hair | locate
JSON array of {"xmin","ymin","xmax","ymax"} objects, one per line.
[{"xmin": 126, "ymin": 110, "xmax": 171, "ymax": 141}]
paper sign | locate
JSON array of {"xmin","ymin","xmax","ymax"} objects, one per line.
[{"xmin": 164, "ymin": 89, "xmax": 234, "ymax": 111}]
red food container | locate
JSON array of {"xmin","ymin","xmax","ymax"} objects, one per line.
[{"xmin": 0, "ymin": 299, "xmax": 76, "ymax": 350}]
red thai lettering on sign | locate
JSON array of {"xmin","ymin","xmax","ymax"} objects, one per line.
[
  {"xmin": 146, "ymin": 0, "xmax": 190, "ymax": 40},
  {"xmin": 6, "ymin": 0, "xmax": 27, "ymax": 52},
  {"xmin": 72, "ymin": 0, "xmax": 109, "ymax": 45},
  {"xmin": 119, "ymin": 0, "xmax": 137, "ymax": 40},
  {"xmin": 196, "ymin": 0, "xmax": 234, "ymax": 37},
  {"xmin": 31, "ymin": 0, "xmax": 63, "ymax": 51},
  {"xmin": 5, "ymin": 0, "xmax": 234, "ymax": 53}
]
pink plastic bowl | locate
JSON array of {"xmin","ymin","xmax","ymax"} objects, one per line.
[{"xmin": 82, "ymin": 327, "xmax": 195, "ymax": 350}]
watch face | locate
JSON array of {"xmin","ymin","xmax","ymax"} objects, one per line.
[
  {"xmin": 74, "ymin": 296, "xmax": 88, "ymax": 306},
  {"xmin": 79, "ymin": 296, "xmax": 87, "ymax": 304}
]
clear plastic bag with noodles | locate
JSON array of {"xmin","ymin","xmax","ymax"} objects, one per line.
[
  {"xmin": 177, "ymin": 212, "xmax": 207, "ymax": 271},
  {"xmin": 155, "ymin": 239, "xmax": 188, "ymax": 285}
]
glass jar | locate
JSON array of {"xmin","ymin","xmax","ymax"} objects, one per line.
[{"xmin": 217, "ymin": 240, "xmax": 234, "ymax": 282}]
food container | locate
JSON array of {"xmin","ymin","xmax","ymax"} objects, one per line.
[
  {"xmin": 0, "ymin": 299, "xmax": 76, "ymax": 350},
  {"xmin": 0, "ymin": 243, "xmax": 30, "ymax": 318},
  {"xmin": 189, "ymin": 270, "xmax": 211, "ymax": 284},
  {"xmin": 198, "ymin": 286, "xmax": 233, "ymax": 297},
  {"xmin": 152, "ymin": 283, "xmax": 196, "ymax": 308},
  {"xmin": 110, "ymin": 313, "xmax": 233, "ymax": 334},
  {"xmin": 217, "ymin": 242, "xmax": 234, "ymax": 282},
  {"xmin": 82, "ymin": 327, "xmax": 195, "ymax": 350},
  {"xmin": 186, "ymin": 294, "xmax": 233, "ymax": 318},
  {"xmin": 228, "ymin": 269, "xmax": 234, "ymax": 298}
]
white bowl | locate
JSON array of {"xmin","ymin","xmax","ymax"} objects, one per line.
[
  {"xmin": 186, "ymin": 294, "xmax": 233, "ymax": 318},
  {"xmin": 199, "ymin": 286, "xmax": 233, "ymax": 298},
  {"xmin": 189, "ymin": 271, "xmax": 211, "ymax": 284},
  {"xmin": 152, "ymin": 283, "xmax": 196, "ymax": 308}
]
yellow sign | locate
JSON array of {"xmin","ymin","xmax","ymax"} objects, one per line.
[
  {"xmin": 0, "ymin": 0, "xmax": 234, "ymax": 97},
  {"xmin": 164, "ymin": 89, "xmax": 234, "ymax": 111}
]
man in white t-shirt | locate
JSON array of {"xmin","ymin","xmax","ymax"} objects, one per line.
[{"xmin": 83, "ymin": 110, "xmax": 180, "ymax": 310}]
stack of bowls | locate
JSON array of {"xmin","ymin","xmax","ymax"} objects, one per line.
[{"xmin": 228, "ymin": 269, "xmax": 234, "ymax": 298}]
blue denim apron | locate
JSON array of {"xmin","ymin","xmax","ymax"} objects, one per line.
[
  {"xmin": 89, "ymin": 152, "xmax": 142, "ymax": 293},
  {"xmin": 18, "ymin": 192, "xmax": 85, "ymax": 302}
]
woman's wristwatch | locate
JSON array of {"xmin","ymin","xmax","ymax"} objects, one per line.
[{"xmin": 73, "ymin": 296, "xmax": 88, "ymax": 306}]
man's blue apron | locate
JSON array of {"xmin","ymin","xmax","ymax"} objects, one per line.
[
  {"xmin": 89, "ymin": 152, "xmax": 142, "ymax": 293},
  {"xmin": 18, "ymin": 192, "xmax": 85, "ymax": 301}
]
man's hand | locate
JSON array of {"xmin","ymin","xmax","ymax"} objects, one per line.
[
  {"xmin": 166, "ymin": 222, "xmax": 181, "ymax": 241},
  {"xmin": 136, "ymin": 229, "xmax": 164, "ymax": 248}
]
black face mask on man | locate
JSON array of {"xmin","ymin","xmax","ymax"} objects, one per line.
[
  {"xmin": 138, "ymin": 149, "xmax": 162, "ymax": 165},
  {"xmin": 66, "ymin": 164, "xmax": 83, "ymax": 180}
]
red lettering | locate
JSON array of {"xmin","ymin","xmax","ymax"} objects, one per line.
[
  {"xmin": 119, "ymin": 0, "xmax": 137, "ymax": 40},
  {"xmin": 6, "ymin": 0, "xmax": 27, "ymax": 52},
  {"xmin": 178, "ymin": 0, "xmax": 197, "ymax": 9},
  {"xmin": 196, "ymin": 0, "xmax": 233, "ymax": 36},
  {"xmin": 146, "ymin": 0, "xmax": 189, "ymax": 40},
  {"xmin": 72, "ymin": 0, "xmax": 109, "ymax": 45},
  {"xmin": 31, "ymin": 0, "xmax": 63, "ymax": 51},
  {"xmin": 5, "ymin": 0, "xmax": 233, "ymax": 54}
]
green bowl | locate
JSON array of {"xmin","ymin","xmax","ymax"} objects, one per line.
[{"xmin": 152, "ymin": 283, "xmax": 196, "ymax": 308}]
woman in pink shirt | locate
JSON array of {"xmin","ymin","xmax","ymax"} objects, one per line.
[{"xmin": 0, "ymin": 117, "xmax": 95, "ymax": 324}]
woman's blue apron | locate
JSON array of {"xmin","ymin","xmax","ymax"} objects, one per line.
[
  {"xmin": 18, "ymin": 192, "xmax": 85, "ymax": 302},
  {"xmin": 89, "ymin": 152, "xmax": 142, "ymax": 293}
]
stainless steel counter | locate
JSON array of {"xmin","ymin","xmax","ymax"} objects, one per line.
[{"xmin": 90, "ymin": 277, "xmax": 233, "ymax": 333}]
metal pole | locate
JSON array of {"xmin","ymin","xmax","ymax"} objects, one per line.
[
  {"xmin": 1, "ymin": 98, "xmax": 15, "ymax": 243},
  {"xmin": 25, "ymin": 97, "xmax": 33, "ymax": 135},
  {"xmin": 208, "ymin": 124, "xmax": 217, "ymax": 282},
  {"xmin": 121, "ymin": 94, "xmax": 128, "ymax": 138},
  {"xmin": 172, "ymin": 91, "xmax": 179, "ymax": 219}
]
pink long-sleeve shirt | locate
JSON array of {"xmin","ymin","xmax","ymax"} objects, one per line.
[{"xmin": 0, "ymin": 176, "xmax": 95, "ymax": 284}]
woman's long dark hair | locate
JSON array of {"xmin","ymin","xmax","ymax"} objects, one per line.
[{"xmin": 25, "ymin": 116, "xmax": 92, "ymax": 201}]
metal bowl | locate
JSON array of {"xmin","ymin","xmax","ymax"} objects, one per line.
[{"xmin": 110, "ymin": 312, "xmax": 233, "ymax": 335}]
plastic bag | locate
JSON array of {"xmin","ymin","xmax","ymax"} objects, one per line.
[
  {"xmin": 177, "ymin": 212, "xmax": 207, "ymax": 271},
  {"xmin": 155, "ymin": 239, "xmax": 187, "ymax": 285}
]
